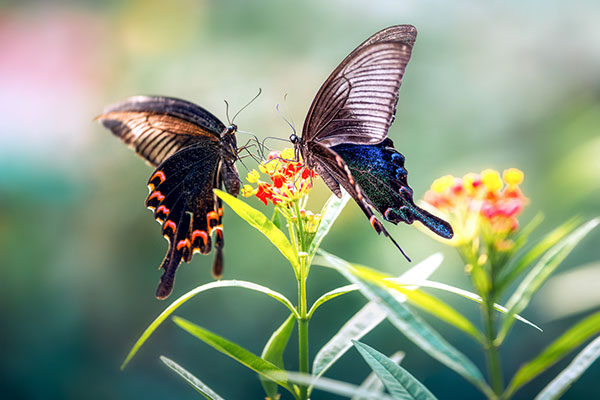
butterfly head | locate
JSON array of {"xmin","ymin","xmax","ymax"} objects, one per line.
[
  {"xmin": 289, "ymin": 133, "xmax": 300, "ymax": 144},
  {"xmin": 226, "ymin": 124, "xmax": 237, "ymax": 135}
]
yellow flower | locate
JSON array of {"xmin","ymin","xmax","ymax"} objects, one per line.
[
  {"xmin": 431, "ymin": 175, "xmax": 454, "ymax": 193},
  {"xmin": 281, "ymin": 148, "xmax": 295, "ymax": 160},
  {"xmin": 481, "ymin": 169, "xmax": 502, "ymax": 193},
  {"xmin": 503, "ymin": 168, "xmax": 524, "ymax": 186},
  {"xmin": 241, "ymin": 184, "xmax": 255, "ymax": 197},
  {"xmin": 246, "ymin": 169, "xmax": 260, "ymax": 183}
]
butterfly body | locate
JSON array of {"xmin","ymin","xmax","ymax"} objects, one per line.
[
  {"xmin": 292, "ymin": 25, "xmax": 453, "ymax": 258},
  {"xmin": 97, "ymin": 96, "xmax": 240, "ymax": 299}
]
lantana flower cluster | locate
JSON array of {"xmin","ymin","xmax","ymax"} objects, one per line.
[
  {"xmin": 242, "ymin": 148, "xmax": 317, "ymax": 207},
  {"xmin": 422, "ymin": 168, "xmax": 528, "ymax": 250}
]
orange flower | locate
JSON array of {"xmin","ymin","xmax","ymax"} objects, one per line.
[
  {"xmin": 422, "ymin": 168, "xmax": 528, "ymax": 249},
  {"xmin": 244, "ymin": 149, "xmax": 318, "ymax": 207}
]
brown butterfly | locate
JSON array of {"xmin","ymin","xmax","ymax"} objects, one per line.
[{"xmin": 97, "ymin": 96, "xmax": 241, "ymax": 299}]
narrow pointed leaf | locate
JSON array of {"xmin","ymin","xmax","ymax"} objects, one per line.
[
  {"xmin": 353, "ymin": 351, "xmax": 405, "ymax": 400},
  {"xmin": 173, "ymin": 316, "xmax": 294, "ymax": 394},
  {"xmin": 312, "ymin": 254, "xmax": 443, "ymax": 381},
  {"xmin": 320, "ymin": 250, "xmax": 493, "ymax": 397},
  {"xmin": 499, "ymin": 218, "xmax": 599, "ymax": 342},
  {"xmin": 215, "ymin": 189, "xmax": 299, "ymax": 270},
  {"xmin": 535, "ymin": 336, "xmax": 600, "ymax": 400},
  {"xmin": 281, "ymin": 371, "xmax": 395, "ymax": 400},
  {"xmin": 121, "ymin": 280, "xmax": 297, "ymax": 369},
  {"xmin": 498, "ymin": 217, "xmax": 580, "ymax": 291},
  {"xmin": 505, "ymin": 312, "xmax": 600, "ymax": 398},
  {"xmin": 160, "ymin": 356, "xmax": 225, "ymax": 400},
  {"xmin": 353, "ymin": 341, "xmax": 437, "ymax": 400},
  {"xmin": 308, "ymin": 191, "xmax": 350, "ymax": 262},
  {"xmin": 260, "ymin": 314, "xmax": 296, "ymax": 400}
]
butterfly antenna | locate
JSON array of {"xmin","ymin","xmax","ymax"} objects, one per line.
[
  {"xmin": 231, "ymin": 88, "xmax": 262, "ymax": 124},
  {"xmin": 224, "ymin": 100, "xmax": 232, "ymax": 125},
  {"xmin": 276, "ymin": 102, "xmax": 297, "ymax": 137}
]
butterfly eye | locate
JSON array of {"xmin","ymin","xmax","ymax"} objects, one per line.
[
  {"xmin": 227, "ymin": 124, "xmax": 237, "ymax": 133},
  {"xmin": 290, "ymin": 134, "xmax": 299, "ymax": 143}
]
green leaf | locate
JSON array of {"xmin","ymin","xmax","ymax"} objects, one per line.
[
  {"xmin": 498, "ymin": 218, "xmax": 599, "ymax": 342},
  {"xmin": 535, "ymin": 336, "xmax": 600, "ymax": 400},
  {"xmin": 512, "ymin": 212, "xmax": 545, "ymax": 253},
  {"xmin": 260, "ymin": 314, "xmax": 296, "ymax": 400},
  {"xmin": 311, "ymin": 254, "xmax": 443, "ymax": 381},
  {"xmin": 272, "ymin": 208, "xmax": 283, "ymax": 230},
  {"xmin": 214, "ymin": 189, "xmax": 299, "ymax": 270},
  {"xmin": 308, "ymin": 191, "xmax": 351, "ymax": 263},
  {"xmin": 498, "ymin": 217, "xmax": 580, "ymax": 292},
  {"xmin": 362, "ymin": 270, "xmax": 484, "ymax": 343},
  {"xmin": 353, "ymin": 341, "xmax": 437, "ymax": 400},
  {"xmin": 121, "ymin": 280, "xmax": 297, "ymax": 369},
  {"xmin": 353, "ymin": 351, "xmax": 405, "ymax": 400},
  {"xmin": 406, "ymin": 279, "xmax": 541, "ymax": 332},
  {"xmin": 160, "ymin": 356, "xmax": 225, "ymax": 400},
  {"xmin": 281, "ymin": 371, "xmax": 396, "ymax": 400},
  {"xmin": 173, "ymin": 316, "xmax": 296, "ymax": 395},
  {"xmin": 319, "ymin": 250, "xmax": 493, "ymax": 397},
  {"xmin": 505, "ymin": 312, "xmax": 600, "ymax": 398}
]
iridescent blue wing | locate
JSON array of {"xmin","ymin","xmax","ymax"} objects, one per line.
[
  {"xmin": 331, "ymin": 140, "xmax": 453, "ymax": 239},
  {"xmin": 302, "ymin": 28, "xmax": 415, "ymax": 146},
  {"xmin": 96, "ymin": 96, "xmax": 224, "ymax": 167}
]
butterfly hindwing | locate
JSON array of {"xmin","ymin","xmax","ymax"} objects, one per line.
[
  {"xmin": 147, "ymin": 144, "xmax": 225, "ymax": 299},
  {"xmin": 331, "ymin": 140, "xmax": 453, "ymax": 239}
]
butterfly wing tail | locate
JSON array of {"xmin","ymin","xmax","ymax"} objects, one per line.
[
  {"xmin": 384, "ymin": 203, "xmax": 453, "ymax": 240},
  {"xmin": 155, "ymin": 250, "xmax": 184, "ymax": 300}
]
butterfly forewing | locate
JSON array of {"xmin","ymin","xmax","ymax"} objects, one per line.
[
  {"xmin": 97, "ymin": 96, "xmax": 223, "ymax": 167},
  {"xmin": 303, "ymin": 41, "xmax": 414, "ymax": 146}
]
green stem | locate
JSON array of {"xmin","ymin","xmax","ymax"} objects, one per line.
[
  {"xmin": 483, "ymin": 298, "xmax": 503, "ymax": 397},
  {"xmin": 297, "ymin": 256, "xmax": 309, "ymax": 400}
]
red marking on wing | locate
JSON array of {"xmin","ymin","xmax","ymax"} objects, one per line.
[
  {"xmin": 369, "ymin": 215, "xmax": 378, "ymax": 230},
  {"xmin": 217, "ymin": 207, "xmax": 223, "ymax": 217},
  {"xmin": 151, "ymin": 170, "xmax": 166, "ymax": 184},
  {"xmin": 210, "ymin": 225, "xmax": 223, "ymax": 235},
  {"xmin": 148, "ymin": 191, "xmax": 165, "ymax": 202},
  {"xmin": 164, "ymin": 220, "xmax": 176, "ymax": 232},
  {"xmin": 207, "ymin": 211, "xmax": 219, "ymax": 227},
  {"xmin": 177, "ymin": 238, "xmax": 191, "ymax": 251},
  {"xmin": 192, "ymin": 230, "xmax": 208, "ymax": 244},
  {"xmin": 156, "ymin": 205, "xmax": 170, "ymax": 216}
]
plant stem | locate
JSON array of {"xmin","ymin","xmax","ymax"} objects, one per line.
[
  {"xmin": 483, "ymin": 291, "xmax": 503, "ymax": 397},
  {"xmin": 297, "ymin": 255, "xmax": 309, "ymax": 400}
]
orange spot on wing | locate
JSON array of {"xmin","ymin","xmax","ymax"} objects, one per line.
[
  {"xmin": 177, "ymin": 238, "xmax": 191, "ymax": 251},
  {"xmin": 164, "ymin": 220, "xmax": 176, "ymax": 232},
  {"xmin": 148, "ymin": 191, "xmax": 165, "ymax": 202},
  {"xmin": 217, "ymin": 207, "xmax": 223, "ymax": 216},
  {"xmin": 156, "ymin": 205, "xmax": 170, "ymax": 216},
  {"xmin": 210, "ymin": 225, "xmax": 223, "ymax": 236},
  {"xmin": 192, "ymin": 230, "xmax": 208, "ymax": 244},
  {"xmin": 369, "ymin": 215, "xmax": 378, "ymax": 230},
  {"xmin": 207, "ymin": 211, "xmax": 219, "ymax": 227},
  {"xmin": 151, "ymin": 170, "xmax": 166, "ymax": 184}
]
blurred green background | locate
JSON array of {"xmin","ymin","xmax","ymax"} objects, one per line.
[{"xmin": 1, "ymin": 0, "xmax": 599, "ymax": 399}]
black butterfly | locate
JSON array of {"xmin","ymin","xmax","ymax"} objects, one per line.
[
  {"xmin": 291, "ymin": 25, "xmax": 453, "ymax": 259},
  {"xmin": 97, "ymin": 96, "xmax": 241, "ymax": 299}
]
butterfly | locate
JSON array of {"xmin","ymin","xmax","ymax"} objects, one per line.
[
  {"xmin": 96, "ymin": 96, "xmax": 241, "ymax": 299},
  {"xmin": 290, "ymin": 25, "xmax": 453, "ymax": 259}
]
